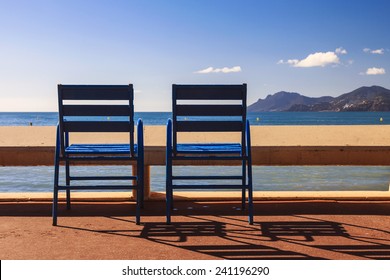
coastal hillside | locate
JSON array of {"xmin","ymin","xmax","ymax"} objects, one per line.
[{"xmin": 248, "ymin": 86, "xmax": 390, "ymax": 112}]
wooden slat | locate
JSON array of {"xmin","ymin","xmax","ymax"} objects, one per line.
[
  {"xmin": 57, "ymin": 185, "xmax": 137, "ymax": 190},
  {"xmin": 62, "ymin": 105, "xmax": 132, "ymax": 116},
  {"xmin": 70, "ymin": 176, "xmax": 136, "ymax": 180},
  {"xmin": 171, "ymin": 184, "xmax": 248, "ymax": 189},
  {"xmin": 176, "ymin": 121, "xmax": 243, "ymax": 132},
  {"xmin": 176, "ymin": 105, "xmax": 243, "ymax": 116},
  {"xmin": 63, "ymin": 121, "xmax": 132, "ymax": 132},
  {"xmin": 174, "ymin": 84, "xmax": 246, "ymax": 100},
  {"xmin": 173, "ymin": 175, "xmax": 243, "ymax": 180},
  {"xmin": 59, "ymin": 85, "xmax": 132, "ymax": 100}
]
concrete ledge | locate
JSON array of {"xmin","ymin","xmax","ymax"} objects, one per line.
[
  {"xmin": 0, "ymin": 147, "xmax": 54, "ymax": 166},
  {"xmin": 2, "ymin": 145, "xmax": 390, "ymax": 166},
  {"xmin": 1, "ymin": 191, "xmax": 389, "ymax": 202},
  {"xmin": 251, "ymin": 146, "xmax": 390, "ymax": 165}
]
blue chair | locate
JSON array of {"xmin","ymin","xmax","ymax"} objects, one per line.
[
  {"xmin": 166, "ymin": 84, "xmax": 253, "ymax": 224},
  {"xmin": 52, "ymin": 84, "xmax": 144, "ymax": 225}
]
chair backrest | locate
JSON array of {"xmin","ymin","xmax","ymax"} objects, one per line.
[
  {"xmin": 172, "ymin": 84, "xmax": 247, "ymax": 154},
  {"xmin": 58, "ymin": 84, "xmax": 135, "ymax": 155}
]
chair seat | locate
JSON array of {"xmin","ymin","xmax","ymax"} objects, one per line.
[
  {"xmin": 176, "ymin": 143, "xmax": 242, "ymax": 154},
  {"xmin": 65, "ymin": 144, "xmax": 137, "ymax": 154}
]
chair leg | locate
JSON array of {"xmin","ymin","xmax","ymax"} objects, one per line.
[
  {"xmin": 136, "ymin": 161, "xmax": 143, "ymax": 225},
  {"xmin": 139, "ymin": 177, "xmax": 144, "ymax": 209},
  {"xmin": 166, "ymin": 187, "xmax": 172, "ymax": 224},
  {"xmin": 166, "ymin": 171, "xmax": 172, "ymax": 224},
  {"xmin": 65, "ymin": 160, "xmax": 71, "ymax": 210},
  {"xmin": 166, "ymin": 148, "xmax": 173, "ymax": 224},
  {"xmin": 52, "ymin": 154, "xmax": 60, "ymax": 226},
  {"xmin": 52, "ymin": 188, "xmax": 58, "ymax": 226},
  {"xmin": 241, "ymin": 159, "xmax": 247, "ymax": 210},
  {"xmin": 66, "ymin": 190, "xmax": 71, "ymax": 210},
  {"xmin": 248, "ymin": 185, "xmax": 254, "ymax": 225},
  {"xmin": 135, "ymin": 187, "xmax": 141, "ymax": 225},
  {"xmin": 140, "ymin": 165, "xmax": 144, "ymax": 209},
  {"xmin": 247, "ymin": 159, "xmax": 254, "ymax": 225},
  {"xmin": 170, "ymin": 189, "xmax": 174, "ymax": 210},
  {"xmin": 168, "ymin": 167, "xmax": 174, "ymax": 210},
  {"xmin": 166, "ymin": 120, "xmax": 173, "ymax": 224}
]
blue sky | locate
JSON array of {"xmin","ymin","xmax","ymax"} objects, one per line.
[{"xmin": 0, "ymin": 0, "xmax": 389, "ymax": 111}]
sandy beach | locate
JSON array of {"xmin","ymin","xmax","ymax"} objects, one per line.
[
  {"xmin": 1, "ymin": 125, "xmax": 390, "ymax": 147},
  {"xmin": 1, "ymin": 125, "xmax": 390, "ymax": 167}
]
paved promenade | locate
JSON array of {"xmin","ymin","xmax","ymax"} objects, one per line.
[{"xmin": 1, "ymin": 200, "xmax": 389, "ymax": 260}]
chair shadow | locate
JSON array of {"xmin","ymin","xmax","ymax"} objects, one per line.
[
  {"xmin": 260, "ymin": 221, "xmax": 350, "ymax": 241},
  {"xmin": 313, "ymin": 244, "xmax": 390, "ymax": 260},
  {"xmin": 140, "ymin": 221, "xmax": 227, "ymax": 243},
  {"xmin": 259, "ymin": 218, "xmax": 390, "ymax": 260},
  {"xmin": 140, "ymin": 221, "xmax": 316, "ymax": 260}
]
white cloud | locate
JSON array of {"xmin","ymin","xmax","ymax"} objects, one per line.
[
  {"xmin": 195, "ymin": 67, "xmax": 214, "ymax": 74},
  {"xmin": 287, "ymin": 59, "xmax": 299, "ymax": 65},
  {"xmin": 366, "ymin": 67, "xmax": 386, "ymax": 75},
  {"xmin": 372, "ymin": 49, "xmax": 384, "ymax": 54},
  {"xmin": 363, "ymin": 48, "xmax": 384, "ymax": 54},
  {"xmin": 363, "ymin": 48, "xmax": 371, "ymax": 53},
  {"xmin": 195, "ymin": 66, "xmax": 242, "ymax": 74},
  {"xmin": 277, "ymin": 59, "xmax": 299, "ymax": 65},
  {"xmin": 282, "ymin": 51, "xmax": 340, "ymax": 68},
  {"xmin": 278, "ymin": 48, "xmax": 346, "ymax": 68},
  {"xmin": 335, "ymin": 47, "xmax": 347, "ymax": 54}
]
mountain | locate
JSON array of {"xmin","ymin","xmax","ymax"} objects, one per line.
[
  {"xmin": 247, "ymin": 91, "xmax": 333, "ymax": 112},
  {"xmin": 248, "ymin": 86, "xmax": 390, "ymax": 112}
]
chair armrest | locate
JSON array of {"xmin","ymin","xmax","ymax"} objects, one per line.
[
  {"xmin": 137, "ymin": 118, "xmax": 144, "ymax": 153},
  {"xmin": 166, "ymin": 118, "xmax": 172, "ymax": 154},
  {"xmin": 55, "ymin": 123, "xmax": 61, "ymax": 154},
  {"xmin": 246, "ymin": 119, "xmax": 252, "ymax": 158}
]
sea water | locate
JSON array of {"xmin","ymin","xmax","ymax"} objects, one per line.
[
  {"xmin": 1, "ymin": 112, "xmax": 390, "ymax": 192},
  {"xmin": 0, "ymin": 165, "xmax": 389, "ymax": 193},
  {"xmin": 1, "ymin": 111, "xmax": 390, "ymax": 126}
]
